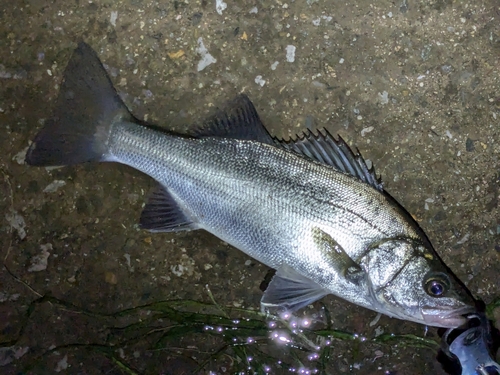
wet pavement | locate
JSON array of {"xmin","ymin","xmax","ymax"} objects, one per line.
[{"xmin": 1, "ymin": 0, "xmax": 499, "ymax": 374}]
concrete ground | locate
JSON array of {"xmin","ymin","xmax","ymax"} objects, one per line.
[{"xmin": 1, "ymin": 0, "xmax": 499, "ymax": 373}]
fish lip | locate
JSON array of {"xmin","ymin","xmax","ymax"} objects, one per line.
[{"xmin": 421, "ymin": 305, "xmax": 476, "ymax": 328}]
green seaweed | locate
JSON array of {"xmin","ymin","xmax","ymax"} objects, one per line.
[
  {"xmin": 1, "ymin": 294, "xmax": 498, "ymax": 373},
  {"xmin": 486, "ymin": 296, "xmax": 500, "ymax": 320}
]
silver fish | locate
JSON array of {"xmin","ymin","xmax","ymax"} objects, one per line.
[{"xmin": 26, "ymin": 42, "xmax": 475, "ymax": 328}]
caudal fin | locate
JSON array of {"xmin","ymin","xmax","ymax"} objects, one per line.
[{"xmin": 26, "ymin": 42, "xmax": 133, "ymax": 166}]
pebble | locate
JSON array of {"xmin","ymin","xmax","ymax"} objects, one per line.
[
  {"xmin": 171, "ymin": 254, "xmax": 196, "ymax": 277},
  {"xmin": 286, "ymin": 45, "xmax": 296, "ymax": 63},
  {"xmin": 0, "ymin": 346, "xmax": 29, "ymax": 366},
  {"xmin": 105, "ymin": 271, "xmax": 118, "ymax": 284},
  {"xmin": 12, "ymin": 146, "xmax": 28, "ymax": 164},
  {"xmin": 378, "ymin": 91, "xmax": 389, "ymax": 105},
  {"xmin": 361, "ymin": 126, "xmax": 374, "ymax": 136},
  {"xmin": 5, "ymin": 208, "xmax": 26, "ymax": 240},
  {"xmin": 110, "ymin": 11, "xmax": 118, "ymax": 27},
  {"xmin": 215, "ymin": 0, "xmax": 227, "ymax": 15},
  {"xmin": 28, "ymin": 243, "xmax": 52, "ymax": 272},
  {"xmin": 255, "ymin": 75, "xmax": 266, "ymax": 86},
  {"xmin": 55, "ymin": 354, "xmax": 68, "ymax": 372},
  {"xmin": 43, "ymin": 180, "xmax": 66, "ymax": 193},
  {"xmin": 196, "ymin": 38, "xmax": 217, "ymax": 72}
]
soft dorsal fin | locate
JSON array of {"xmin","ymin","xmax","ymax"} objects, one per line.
[
  {"xmin": 274, "ymin": 129, "xmax": 383, "ymax": 191},
  {"xmin": 190, "ymin": 94, "xmax": 275, "ymax": 144}
]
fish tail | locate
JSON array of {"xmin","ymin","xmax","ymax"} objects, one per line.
[{"xmin": 26, "ymin": 42, "xmax": 133, "ymax": 166}]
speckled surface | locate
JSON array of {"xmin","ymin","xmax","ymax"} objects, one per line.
[{"xmin": 1, "ymin": 0, "xmax": 499, "ymax": 374}]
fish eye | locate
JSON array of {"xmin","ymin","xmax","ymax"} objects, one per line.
[
  {"xmin": 424, "ymin": 273, "xmax": 450, "ymax": 297},
  {"xmin": 427, "ymin": 280, "xmax": 444, "ymax": 296}
]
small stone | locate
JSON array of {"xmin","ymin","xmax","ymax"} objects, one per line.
[
  {"xmin": 465, "ymin": 138, "xmax": 475, "ymax": 151},
  {"xmin": 110, "ymin": 11, "xmax": 118, "ymax": 27},
  {"xmin": 55, "ymin": 354, "xmax": 68, "ymax": 372},
  {"xmin": 361, "ymin": 126, "xmax": 374, "ymax": 136},
  {"xmin": 373, "ymin": 350, "xmax": 384, "ymax": 361},
  {"xmin": 255, "ymin": 75, "xmax": 266, "ymax": 87},
  {"xmin": 286, "ymin": 45, "xmax": 296, "ymax": 63},
  {"xmin": 28, "ymin": 243, "xmax": 52, "ymax": 272},
  {"xmin": 171, "ymin": 254, "xmax": 196, "ymax": 277},
  {"xmin": 105, "ymin": 271, "xmax": 118, "ymax": 284},
  {"xmin": 0, "ymin": 346, "xmax": 29, "ymax": 366},
  {"xmin": 43, "ymin": 180, "xmax": 66, "ymax": 193},
  {"xmin": 374, "ymin": 326, "xmax": 384, "ymax": 337},
  {"xmin": 12, "ymin": 147, "xmax": 28, "ymax": 165},
  {"xmin": 378, "ymin": 91, "xmax": 389, "ymax": 105},
  {"xmin": 215, "ymin": 0, "xmax": 227, "ymax": 15},
  {"xmin": 196, "ymin": 38, "xmax": 216, "ymax": 72},
  {"xmin": 5, "ymin": 209, "xmax": 26, "ymax": 240},
  {"xmin": 167, "ymin": 50, "xmax": 185, "ymax": 59}
]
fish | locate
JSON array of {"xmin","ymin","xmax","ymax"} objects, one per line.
[
  {"xmin": 25, "ymin": 42, "xmax": 475, "ymax": 328},
  {"xmin": 441, "ymin": 313, "xmax": 500, "ymax": 375}
]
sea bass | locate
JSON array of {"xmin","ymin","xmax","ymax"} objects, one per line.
[{"xmin": 26, "ymin": 42, "xmax": 475, "ymax": 328}]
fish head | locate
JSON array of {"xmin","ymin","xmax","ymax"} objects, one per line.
[{"xmin": 363, "ymin": 239, "xmax": 475, "ymax": 328}]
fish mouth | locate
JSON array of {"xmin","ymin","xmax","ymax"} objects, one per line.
[{"xmin": 421, "ymin": 305, "xmax": 476, "ymax": 328}]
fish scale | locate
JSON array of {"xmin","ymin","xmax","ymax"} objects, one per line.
[{"xmin": 110, "ymin": 122, "xmax": 406, "ymax": 260}]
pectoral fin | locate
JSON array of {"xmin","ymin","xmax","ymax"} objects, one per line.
[
  {"xmin": 260, "ymin": 265, "xmax": 329, "ymax": 313},
  {"xmin": 312, "ymin": 227, "xmax": 366, "ymax": 285}
]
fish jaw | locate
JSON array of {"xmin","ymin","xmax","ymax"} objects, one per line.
[
  {"xmin": 421, "ymin": 305, "xmax": 475, "ymax": 328},
  {"xmin": 367, "ymin": 299, "xmax": 474, "ymax": 328}
]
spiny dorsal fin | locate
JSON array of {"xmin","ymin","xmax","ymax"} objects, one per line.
[
  {"xmin": 190, "ymin": 94, "xmax": 275, "ymax": 145},
  {"xmin": 274, "ymin": 129, "xmax": 383, "ymax": 191}
]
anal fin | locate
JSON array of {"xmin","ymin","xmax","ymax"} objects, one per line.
[
  {"xmin": 260, "ymin": 265, "xmax": 329, "ymax": 313},
  {"xmin": 139, "ymin": 184, "xmax": 198, "ymax": 232}
]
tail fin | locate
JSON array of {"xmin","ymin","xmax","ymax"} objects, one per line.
[{"xmin": 26, "ymin": 42, "xmax": 133, "ymax": 166}]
